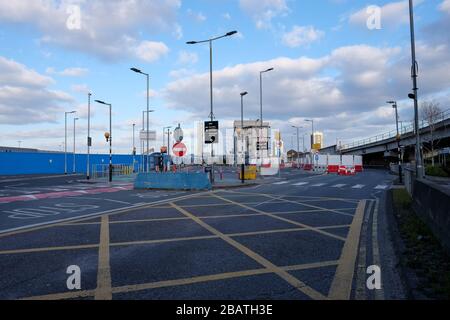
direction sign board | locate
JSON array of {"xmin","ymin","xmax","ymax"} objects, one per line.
[
  {"xmin": 205, "ymin": 121, "xmax": 219, "ymax": 144},
  {"xmin": 173, "ymin": 142, "xmax": 187, "ymax": 157},
  {"xmin": 140, "ymin": 130, "xmax": 157, "ymax": 141}
]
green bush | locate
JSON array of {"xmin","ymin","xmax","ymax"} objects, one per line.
[{"xmin": 425, "ymin": 165, "xmax": 449, "ymax": 177}]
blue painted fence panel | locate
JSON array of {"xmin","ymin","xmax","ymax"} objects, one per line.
[
  {"xmin": 0, "ymin": 152, "xmax": 141, "ymax": 175},
  {"xmin": 134, "ymin": 172, "xmax": 212, "ymax": 190}
]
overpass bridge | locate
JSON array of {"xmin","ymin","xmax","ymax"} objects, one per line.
[{"xmin": 321, "ymin": 108, "xmax": 450, "ymax": 166}]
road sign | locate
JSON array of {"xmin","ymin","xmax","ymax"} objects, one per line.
[
  {"xmin": 205, "ymin": 121, "xmax": 219, "ymax": 144},
  {"xmin": 173, "ymin": 142, "xmax": 187, "ymax": 157},
  {"xmin": 315, "ymin": 154, "xmax": 319, "ymax": 161},
  {"xmin": 174, "ymin": 125, "xmax": 184, "ymax": 142},
  {"xmin": 140, "ymin": 130, "xmax": 157, "ymax": 141},
  {"xmin": 257, "ymin": 138, "xmax": 269, "ymax": 151}
]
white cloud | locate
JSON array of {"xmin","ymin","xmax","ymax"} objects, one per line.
[
  {"xmin": 71, "ymin": 84, "xmax": 90, "ymax": 94},
  {"xmin": 0, "ymin": 56, "xmax": 73, "ymax": 125},
  {"xmin": 349, "ymin": 0, "xmax": 423, "ymax": 28},
  {"xmin": 177, "ymin": 51, "xmax": 198, "ymax": 65},
  {"xmin": 282, "ymin": 25, "xmax": 324, "ymax": 48},
  {"xmin": 187, "ymin": 9, "xmax": 207, "ymax": 22},
  {"xmin": 440, "ymin": 0, "xmax": 450, "ymax": 14},
  {"xmin": 46, "ymin": 67, "xmax": 89, "ymax": 77},
  {"xmin": 0, "ymin": 0, "xmax": 179, "ymax": 62},
  {"xmin": 240, "ymin": 0, "xmax": 289, "ymax": 29},
  {"xmin": 133, "ymin": 41, "xmax": 169, "ymax": 63}
]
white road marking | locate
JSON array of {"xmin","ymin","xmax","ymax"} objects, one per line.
[
  {"xmin": 273, "ymin": 181, "xmax": 289, "ymax": 185},
  {"xmin": 374, "ymin": 185, "xmax": 388, "ymax": 190},
  {"xmin": 311, "ymin": 183, "xmax": 326, "ymax": 187},
  {"xmin": 293, "ymin": 182, "xmax": 309, "ymax": 186},
  {"xmin": 352, "ymin": 184, "xmax": 365, "ymax": 189},
  {"xmin": 332, "ymin": 184, "xmax": 346, "ymax": 188}
]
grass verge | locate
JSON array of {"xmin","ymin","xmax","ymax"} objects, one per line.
[{"xmin": 392, "ymin": 188, "xmax": 450, "ymax": 299}]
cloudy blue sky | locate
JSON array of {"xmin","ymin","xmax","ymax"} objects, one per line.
[{"xmin": 0, "ymin": 0, "xmax": 449, "ymax": 154}]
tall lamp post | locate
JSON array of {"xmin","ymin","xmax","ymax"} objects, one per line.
[
  {"xmin": 87, "ymin": 93, "xmax": 92, "ymax": 180},
  {"xmin": 305, "ymin": 119, "xmax": 315, "ymax": 151},
  {"xmin": 64, "ymin": 110, "xmax": 76, "ymax": 175},
  {"xmin": 408, "ymin": 0, "xmax": 423, "ymax": 177},
  {"xmin": 73, "ymin": 117, "xmax": 79, "ymax": 173},
  {"xmin": 142, "ymin": 109, "xmax": 155, "ymax": 171},
  {"xmin": 187, "ymin": 30, "xmax": 238, "ymax": 183},
  {"xmin": 388, "ymin": 101, "xmax": 403, "ymax": 183},
  {"xmin": 131, "ymin": 67, "xmax": 150, "ymax": 173},
  {"xmin": 240, "ymin": 92, "xmax": 248, "ymax": 184},
  {"xmin": 95, "ymin": 100, "xmax": 113, "ymax": 182},
  {"xmin": 132, "ymin": 123, "xmax": 136, "ymax": 173},
  {"xmin": 259, "ymin": 68, "xmax": 274, "ymax": 165},
  {"xmin": 291, "ymin": 126, "xmax": 302, "ymax": 167}
]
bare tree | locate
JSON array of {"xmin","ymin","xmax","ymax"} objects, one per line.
[{"xmin": 421, "ymin": 101, "xmax": 442, "ymax": 166}]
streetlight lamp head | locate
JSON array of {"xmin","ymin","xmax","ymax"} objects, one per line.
[
  {"xmin": 186, "ymin": 41, "xmax": 197, "ymax": 45},
  {"xmin": 130, "ymin": 67, "xmax": 142, "ymax": 74},
  {"xmin": 266, "ymin": 68, "xmax": 274, "ymax": 72},
  {"xmin": 226, "ymin": 31, "xmax": 238, "ymax": 36},
  {"xmin": 408, "ymin": 93, "xmax": 416, "ymax": 100},
  {"xmin": 240, "ymin": 91, "xmax": 248, "ymax": 96}
]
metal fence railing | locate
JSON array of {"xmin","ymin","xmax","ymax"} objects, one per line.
[
  {"xmin": 341, "ymin": 108, "xmax": 450, "ymax": 150},
  {"xmin": 92, "ymin": 164, "xmax": 134, "ymax": 180}
]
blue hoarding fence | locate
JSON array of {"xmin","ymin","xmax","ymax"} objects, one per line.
[{"xmin": 0, "ymin": 152, "xmax": 141, "ymax": 176}]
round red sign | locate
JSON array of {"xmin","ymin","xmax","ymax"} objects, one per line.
[{"xmin": 172, "ymin": 142, "xmax": 187, "ymax": 157}]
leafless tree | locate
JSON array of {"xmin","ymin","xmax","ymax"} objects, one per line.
[{"xmin": 421, "ymin": 101, "xmax": 442, "ymax": 166}]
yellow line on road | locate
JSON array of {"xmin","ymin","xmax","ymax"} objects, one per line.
[
  {"xmin": 22, "ymin": 260, "xmax": 339, "ymax": 300},
  {"xmin": 94, "ymin": 215, "xmax": 112, "ymax": 300},
  {"xmin": 329, "ymin": 200, "xmax": 366, "ymax": 300},
  {"xmin": 211, "ymin": 193, "xmax": 346, "ymax": 242},
  {"xmin": 170, "ymin": 202, "xmax": 327, "ymax": 300}
]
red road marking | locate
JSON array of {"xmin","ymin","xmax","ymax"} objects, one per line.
[{"xmin": 0, "ymin": 185, "xmax": 133, "ymax": 204}]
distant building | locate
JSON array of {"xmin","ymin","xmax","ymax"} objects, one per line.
[
  {"xmin": 234, "ymin": 120, "xmax": 271, "ymax": 164},
  {"xmin": 311, "ymin": 131, "xmax": 324, "ymax": 150}
]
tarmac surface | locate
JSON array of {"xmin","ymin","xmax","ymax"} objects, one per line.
[{"xmin": 0, "ymin": 168, "xmax": 406, "ymax": 300}]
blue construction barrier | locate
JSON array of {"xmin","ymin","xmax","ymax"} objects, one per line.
[
  {"xmin": 134, "ymin": 172, "xmax": 212, "ymax": 190},
  {"xmin": 0, "ymin": 152, "xmax": 141, "ymax": 175}
]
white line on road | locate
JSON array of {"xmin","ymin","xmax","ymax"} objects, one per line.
[
  {"xmin": 293, "ymin": 182, "xmax": 309, "ymax": 186},
  {"xmin": 332, "ymin": 184, "xmax": 346, "ymax": 188},
  {"xmin": 311, "ymin": 183, "xmax": 326, "ymax": 187},
  {"xmin": 374, "ymin": 185, "xmax": 388, "ymax": 190},
  {"xmin": 352, "ymin": 185, "xmax": 365, "ymax": 189},
  {"xmin": 273, "ymin": 181, "xmax": 289, "ymax": 185}
]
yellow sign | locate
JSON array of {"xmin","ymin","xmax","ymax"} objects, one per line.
[{"xmin": 312, "ymin": 143, "xmax": 322, "ymax": 150}]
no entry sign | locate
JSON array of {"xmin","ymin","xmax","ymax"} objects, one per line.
[{"xmin": 173, "ymin": 142, "xmax": 187, "ymax": 157}]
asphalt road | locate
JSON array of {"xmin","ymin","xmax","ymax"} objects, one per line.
[{"xmin": 0, "ymin": 169, "xmax": 406, "ymax": 300}]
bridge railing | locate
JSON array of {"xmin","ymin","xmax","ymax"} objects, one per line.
[{"xmin": 341, "ymin": 108, "xmax": 450, "ymax": 150}]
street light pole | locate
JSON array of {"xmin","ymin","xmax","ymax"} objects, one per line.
[
  {"xmin": 259, "ymin": 68, "xmax": 274, "ymax": 166},
  {"xmin": 141, "ymin": 109, "xmax": 155, "ymax": 172},
  {"xmin": 64, "ymin": 111, "xmax": 76, "ymax": 175},
  {"xmin": 95, "ymin": 100, "xmax": 113, "ymax": 182},
  {"xmin": 292, "ymin": 126, "xmax": 302, "ymax": 168},
  {"xmin": 240, "ymin": 92, "xmax": 248, "ymax": 184},
  {"xmin": 388, "ymin": 101, "xmax": 403, "ymax": 183},
  {"xmin": 408, "ymin": 0, "xmax": 423, "ymax": 177},
  {"xmin": 187, "ymin": 30, "xmax": 238, "ymax": 183},
  {"xmin": 87, "ymin": 93, "xmax": 92, "ymax": 180},
  {"xmin": 132, "ymin": 123, "xmax": 136, "ymax": 173},
  {"xmin": 73, "ymin": 117, "xmax": 79, "ymax": 174},
  {"xmin": 131, "ymin": 68, "xmax": 151, "ymax": 173},
  {"xmin": 305, "ymin": 119, "xmax": 314, "ymax": 151}
]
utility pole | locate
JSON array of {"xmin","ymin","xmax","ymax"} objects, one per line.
[
  {"xmin": 408, "ymin": 0, "xmax": 423, "ymax": 177},
  {"xmin": 87, "ymin": 93, "xmax": 92, "ymax": 180}
]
